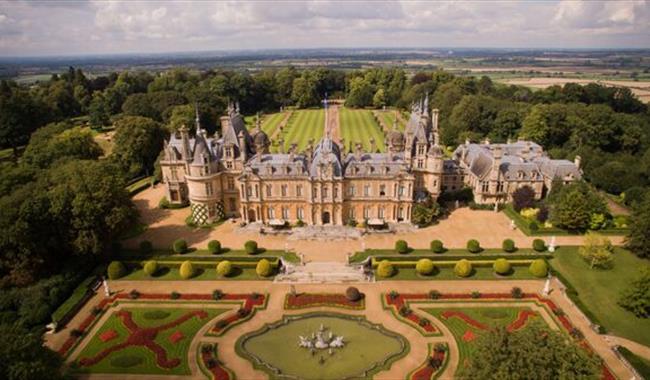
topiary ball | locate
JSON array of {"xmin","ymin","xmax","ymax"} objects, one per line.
[
  {"xmin": 467, "ymin": 239, "xmax": 481, "ymax": 253},
  {"xmin": 345, "ymin": 286, "xmax": 362, "ymax": 302},
  {"xmin": 173, "ymin": 239, "xmax": 188, "ymax": 254},
  {"xmin": 454, "ymin": 259, "xmax": 473, "ymax": 277},
  {"xmin": 216, "ymin": 260, "xmax": 232, "ymax": 277},
  {"xmin": 208, "ymin": 240, "xmax": 221, "ymax": 255},
  {"xmin": 532, "ymin": 239, "xmax": 546, "ymax": 252},
  {"xmin": 529, "ymin": 259, "xmax": 548, "ymax": 278},
  {"xmin": 256, "ymin": 259, "xmax": 273, "ymax": 277},
  {"xmin": 430, "ymin": 239, "xmax": 444, "ymax": 253},
  {"xmin": 143, "ymin": 260, "xmax": 158, "ymax": 276},
  {"xmin": 377, "ymin": 260, "xmax": 395, "ymax": 278},
  {"xmin": 107, "ymin": 261, "xmax": 126, "ymax": 280},
  {"xmin": 179, "ymin": 261, "xmax": 194, "ymax": 279},
  {"xmin": 245, "ymin": 240, "xmax": 258, "ymax": 255},
  {"xmin": 493, "ymin": 258, "xmax": 511, "ymax": 275},
  {"xmin": 416, "ymin": 258, "xmax": 435, "ymax": 275},
  {"xmin": 395, "ymin": 240, "xmax": 409, "ymax": 254},
  {"xmin": 502, "ymin": 239, "xmax": 516, "ymax": 253}
]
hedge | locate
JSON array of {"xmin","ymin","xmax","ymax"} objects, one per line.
[
  {"xmin": 217, "ymin": 260, "xmax": 233, "ymax": 277},
  {"xmin": 454, "ymin": 260, "xmax": 472, "ymax": 277},
  {"xmin": 377, "ymin": 260, "xmax": 395, "ymax": 278},
  {"xmin": 143, "ymin": 260, "xmax": 158, "ymax": 276},
  {"xmin": 256, "ymin": 259, "xmax": 273, "ymax": 277},
  {"xmin": 467, "ymin": 239, "xmax": 481, "ymax": 253},
  {"xmin": 395, "ymin": 240, "xmax": 409, "ymax": 254},
  {"xmin": 533, "ymin": 239, "xmax": 546, "ymax": 252},
  {"xmin": 370, "ymin": 257, "xmax": 537, "ymax": 269},
  {"xmin": 208, "ymin": 240, "xmax": 221, "ymax": 255},
  {"xmin": 502, "ymin": 239, "xmax": 516, "ymax": 253},
  {"xmin": 430, "ymin": 240, "xmax": 444, "ymax": 253},
  {"xmin": 173, "ymin": 239, "xmax": 188, "ymax": 254},
  {"xmin": 529, "ymin": 259, "xmax": 548, "ymax": 278},
  {"xmin": 245, "ymin": 240, "xmax": 258, "ymax": 255},
  {"xmin": 416, "ymin": 259, "xmax": 435, "ymax": 275},
  {"xmin": 180, "ymin": 261, "xmax": 194, "ymax": 279},
  {"xmin": 493, "ymin": 258, "xmax": 511, "ymax": 275},
  {"xmin": 51, "ymin": 276, "xmax": 97, "ymax": 326}
]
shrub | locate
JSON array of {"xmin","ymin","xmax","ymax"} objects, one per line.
[
  {"xmin": 430, "ymin": 239, "xmax": 444, "ymax": 253},
  {"xmin": 207, "ymin": 240, "xmax": 221, "ymax": 255},
  {"xmin": 170, "ymin": 291, "xmax": 181, "ymax": 299},
  {"xmin": 511, "ymin": 287, "xmax": 523, "ymax": 299},
  {"xmin": 173, "ymin": 239, "xmax": 188, "ymax": 254},
  {"xmin": 471, "ymin": 291, "xmax": 481, "ymax": 299},
  {"xmin": 179, "ymin": 261, "xmax": 194, "ymax": 279},
  {"xmin": 143, "ymin": 260, "xmax": 158, "ymax": 276},
  {"xmin": 107, "ymin": 261, "xmax": 126, "ymax": 280},
  {"xmin": 377, "ymin": 260, "xmax": 395, "ymax": 278},
  {"xmin": 467, "ymin": 239, "xmax": 481, "ymax": 253},
  {"xmin": 419, "ymin": 317, "xmax": 430, "ymax": 326},
  {"xmin": 529, "ymin": 259, "xmax": 548, "ymax": 278},
  {"xmin": 212, "ymin": 289, "xmax": 224, "ymax": 300},
  {"xmin": 139, "ymin": 240, "xmax": 153, "ymax": 255},
  {"xmin": 533, "ymin": 239, "xmax": 546, "ymax": 252},
  {"xmin": 237, "ymin": 308, "xmax": 250, "ymax": 318},
  {"xmin": 395, "ymin": 240, "xmax": 409, "ymax": 254},
  {"xmin": 91, "ymin": 306, "xmax": 103, "ymax": 316},
  {"xmin": 529, "ymin": 221, "xmax": 539, "ymax": 231},
  {"xmin": 256, "ymin": 259, "xmax": 272, "ymax": 277},
  {"xmin": 216, "ymin": 260, "xmax": 233, "ymax": 277},
  {"xmin": 454, "ymin": 259, "xmax": 472, "ymax": 277},
  {"xmin": 434, "ymin": 343, "xmax": 447, "ymax": 353},
  {"xmin": 389, "ymin": 290, "xmax": 399, "ymax": 300},
  {"xmin": 399, "ymin": 306, "xmax": 412, "ymax": 316},
  {"xmin": 416, "ymin": 259, "xmax": 435, "ymax": 275},
  {"xmin": 129, "ymin": 289, "xmax": 140, "ymax": 299},
  {"xmin": 201, "ymin": 344, "xmax": 213, "ymax": 354},
  {"xmin": 512, "ymin": 185, "xmax": 536, "ymax": 211},
  {"xmin": 493, "ymin": 258, "xmax": 511, "ymax": 275},
  {"xmin": 502, "ymin": 239, "xmax": 516, "ymax": 252},
  {"xmin": 295, "ymin": 219, "xmax": 305, "ymax": 227},
  {"xmin": 429, "ymin": 290, "xmax": 441, "ymax": 299},
  {"xmin": 346, "ymin": 287, "xmax": 362, "ymax": 302},
  {"xmin": 245, "ymin": 240, "xmax": 258, "ymax": 255}
]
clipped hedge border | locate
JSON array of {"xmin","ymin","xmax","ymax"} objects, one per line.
[
  {"xmin": 51, "ymin": 276, "xmax": 99, "ymax": 329},
  {"xmin": 370, "ymin": 257, "xmax": 536, "ymax": 269}
]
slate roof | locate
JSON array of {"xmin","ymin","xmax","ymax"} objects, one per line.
[
  {"xmin": 310, "ymin": 137, "xmax": 343, "ymax": 177},
  {"xmin": 343, "ymin": 152, "xmax": 409, "ymax": 177},
  {"xmin": 248, "ymin": 154, "xmax": 309, "ymax": 177}
]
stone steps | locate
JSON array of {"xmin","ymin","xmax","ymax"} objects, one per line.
[{"xmin": 275, "ymin": 261, "xmax": 371, "ymax": 284}]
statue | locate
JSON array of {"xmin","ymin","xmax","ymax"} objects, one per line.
[
  {"xmin": 543, "ymin": 274, "xmax": 551, "ymax": 296},
  {"xmin": 102, "ymin": 276, "xmax": 110, "ymax": 297},
  {"xmin": 549, "ymin": 236, "xmax": 556, "ymax": 252}
]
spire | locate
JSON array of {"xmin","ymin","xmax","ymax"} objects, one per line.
[{"xmin": 424, "ymin": 92, "xmax": 429, "ymax": 113}]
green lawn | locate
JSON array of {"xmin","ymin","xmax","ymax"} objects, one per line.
[
  {"xmin": 277, "ymin": 109, "xmax": 324, "ymax": 153},
  {"xmin": 76, "ymin": 307, "xmax": 227, "ymax": 375},
  {"xmin": 261, "ymin": 112, "xmax": 288, "ymax": 137},
  {"xmin": 350, "ymin": 247, "xmax": 545, "ymax": 263},
  {"xmin": 549, "ymin": 247, "xmax": 650, "ymax": 346},
  {"xmin": 618, "ymin": 346, "xmax": 650, "ymax": 379},
  {"xmin": 339, "ymin": 108, "xmax": 385, "ymax": 153},
  {"xmin": 375, "ymin": 109, "xmax": 406, "ymax": 131},
  {"xmin": 237, "ymin": 313, "xmax": 408, "ymax": 380},
  {"xmin": 424, "ymin": 306, "xmax": 544, "ymax": 369}
]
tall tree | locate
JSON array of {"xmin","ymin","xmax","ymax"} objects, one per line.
[
  {"xmin": 110, "ymin": 116, "xmax": 166, "ymax": 178},
  {"xmin": 626, "ymin": 196, "xmax": 650, "ymax": 259}
]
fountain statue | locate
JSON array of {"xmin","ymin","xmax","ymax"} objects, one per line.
[{"xmin": 297, "ymin": 325, "xmax": 346, "ymax": 353}]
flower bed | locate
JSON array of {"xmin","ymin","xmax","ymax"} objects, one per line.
[
  {"xmin": 199, "ymin": 343, "xmax": 234, "ymax": 380},
  {"xmin": 169, "ymin": 331, "xmax": 184, "ymax": 344},
  {"xmin": 208, "ymin": 293, "xmax": 267, "ymax": 336},
  {"xmin": 384, "ymin": 291, "xmax": 616, "ymax": 380},
  {"xmin": 284, "ymin": 293, "xmax": 365, "ymax": 310},
  {"xmin": 57, "ymin": 292, "xmax": 267, "ymax": 358},
  {"xmin": 99, "ymin": 329, "xmax": 118, "ymax": 342},
  {"xmin": 407, "ymin": 343, "xmax": 449, "ymax": 380}
]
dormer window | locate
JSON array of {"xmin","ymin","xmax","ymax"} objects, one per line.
[
  {"xmin": 226, "ymin": 161, "xmax": 233, "ymax": 170},
  {"xmin": 417, "ymin": 144, "xmax": 425, "ymax": 155},
  {"xmin": 202, "ymin": 155, "xmax": 209, "ymax": 164},
  {"xmin": 266, "ymin": 185, "xmax": 272, "ymax": 197},
  {"xmin": 380, "ymin": 184, "xmax": 386, "ymax": 196},
  {"xmin": 225, "ymin": 147, "xmax": 232, "ymax": 158},
  {"xmin": 517, "ymin": 171, "xmax": 524, "ymax": 179}
]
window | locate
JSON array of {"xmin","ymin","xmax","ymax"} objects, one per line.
[
  {"xmin": 227, "ymin": 177, "xmax": 235, "ymax": 190},
  {"xmin": 228, "ymin": 198, "xmax": 236, "ymax": 212},
  {"xmin": 225, "ymin": 147, "xmax": 232, "ymax": 158},
  {"xmin": 418, "ymin": 145, "xmax": 425, "ymax": 155},
  {"xmin": 203, "ymin": 155, "xmax": 209, "ymax": 164},
  {"xmin": 171, "ymin": 167, "xmax": 178, "ymax": 180},
  {"xmin": 378, "ymin": 206, "xmax": 384, "ymax": 219},
  {"xmin": 322, "ymin": 186, "xmax": 328, "ymax": 198},
  {"xmin": 282, "ymin": 207, "xmax": 289, "ymax": 219},
  {"xmin": 226, "ymin": 161, "xmax": 233, "ymax": 169},
  {"xmin": 313, "ymin": 187, "xmax": 318, "ymax": 198},
  {"xmin": 296, "ymin": 185, "xmax": 302, "ymax": 196},
  {"xmin": 281, "ymin": 185, "xmax": 288, "ymax": 197},
  {"xmin": 417, "ymin": 159, "xmax": 424, "ymax": 168},
  {"xmin": 297, "ymin": 207, "xmax": 304, "ymax": 220},
  {"xmin": 379, "ymin": 184, "xmax": 386, "ymax": 196},
  {"xmin": 363, "ymin": 207, "xmax": 370, "ymax": 219},
  {"xmin": 254, "ymin": 185, "xmax": 259, "ymax": 198},
  {"xmin": 348, "ymin": 185, "xmax": 355, "ymax": 196},
  {"xmin": 433, "ymin": 179, "xmax": 437, "ymax": 188},
  {"xmin": 246, "ymin": 186, "xmax": 252, "ymax": 197},
  {"xmin": 481, "ymin": 181, "xmax": 489, "ymax": 192},
  {"xmin": 266, "ymin": 185, "xmax": 272, "ymax": 197},
  {"xmin": 333, "ymin": 186, "xmax": 338, "ymax": 199},
  {"xmin": 398, "ymin": 207, "xmax": 404, "ymax": 219},
  {"xmin": 205, "ymin": 183, "xmax": 213, "ymax": 196},
  {"xmin": 398, "ymin": 185, "xmax": 404, "ymax": 196},
  {"xmin": 364, "ymin": 185, "xmax": 371, "ymax": 197},
  {"xmin": 497, "ymin": 181, "xmax": 504, "ymax": 192},
  {"xmin": 349, "ymin": 208, "xmax": 356, "ymax": 219},
  {"xmin": 267, "ymin": 207, "xmax": 275, "ymax": 219}
]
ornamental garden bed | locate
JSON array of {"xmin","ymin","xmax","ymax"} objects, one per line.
[
  {"xmin": 198, "ymin": 343, "xmax": 235, "ymax": 380},
  {"xmin": 406, "ymin": 343, "xmax": 449, "ymax": 380},
  {"xmin": 383, "ymin": 291, "xmax": 615, "ymax": 380},
  {"xmin": 285, "ymin": 293, "xmax": 365, "ymax": 310}
]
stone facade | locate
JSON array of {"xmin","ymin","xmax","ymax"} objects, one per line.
[{"xmin": 160, "ymin": 101, "xmax": 581, "ymax": 226}]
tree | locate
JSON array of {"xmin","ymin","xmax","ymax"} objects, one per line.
[
  {"xmin": 512, "ymin": 185, "xmax": 536, "ymax": 212},
  {"xmin": 550, "ymin": 188, "xmax": 591, "ymax": 231},
  {"xmin": 411, "ymin": 202, "xmax": 442, "ymax": 227},
  {"xmin": 110, "ymin": 116, "xmax": 166, "ymax": 178},
  {"xmin": 626, "ymin": 196, "xmax": 650, "ymax": 259},
  {"xmin": 372, "ymin": 88, "xmax": 386, "ymax": 108},
  {"xmin": 0, "ymin": 324, "xmax": 64, "ymax": 380},
  {"xmin": 458, "ymin": 324, "xmax": 600, "ymax": 379},
  {"xmin": 345, "ymin": 76, "xmax": 374, "ymax": 108},
  {"xmin": 0, "ymin": 87, "xmax": 47, "ymax": 158},
  {"xmin": 23, "ymin": 124, "xmax": 103, "ymax": 168},
  {"xmin": 579, "ymin": 232, "xmax": 614, "ymax": 269},
  {"xmin": 88, "ymin": 91, "xmax": 111, "ymax": 127},
  {"xmin": 291, "ymin": 74, "xmax": 319, "ymax": 108},
  {"xmin": 618, "ymin": 267, "xmax": 650, "ymax": 318}
]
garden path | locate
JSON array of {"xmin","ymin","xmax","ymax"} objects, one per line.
[
  {"xmin": 606, "ymin": 335, "xmax": 650, "ymax": 361},
  {"xmin": 326, "ymin": 102, "xmax": 341, "ymax": 143}
]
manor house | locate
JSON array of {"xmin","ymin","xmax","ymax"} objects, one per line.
[{"xmin": 160, "ymin": 101, "xmax": 581, "ymax": 226}]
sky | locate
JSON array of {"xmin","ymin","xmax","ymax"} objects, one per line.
[{"xmin": 0, "ymin": 0, "xmax": 649, "ymax": 57}]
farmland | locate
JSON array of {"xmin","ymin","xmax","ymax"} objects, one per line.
[
  {"xmin": 339, "ymin": 108, "xmax": 386, "ymax": 153},
  {"xmin": 275, "ymin": 109, "xmax": 324, "ymax": 153}
]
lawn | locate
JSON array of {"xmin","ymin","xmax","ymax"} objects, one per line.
[
  {"xmin": 339, "ymin": 108, "xmax": 385, "ymax": 153},
  {"xmin": 549, "ymin": 246, "xmax": 650, "ymax": 346},
  {"xmin": 260, "ymin": 112, "xmax": 288, "ymax": 137},
  {"xmin": 375, "ymin": 109, "xmax": 406, "ymax": 131},
  {"xmin": 277, "ymin": 109, "xmax": 324, "ymax": 153},
  {"xmin": 424, "ymin": 306, "xmax": 545, "ymax": 369},
  {"xmin": 379, "ymin": 265, "xmax": 538, "ymax": 281},
  {"xmin": 237, "ymin": 312, "xmax": 408, "ymax": 380},
  {"xmin": 350, "ymin": 247, "xmax": 546, "ymax": 263},
  {"xmin": 75, "ymin": 307, "xmax": 227, "ymax": 375}
]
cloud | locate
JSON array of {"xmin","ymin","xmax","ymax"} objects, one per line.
[{"xmin": 0, "ymin": 0, "xmax": 648, "ymax": 56}]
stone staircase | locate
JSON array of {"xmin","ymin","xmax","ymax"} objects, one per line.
[{"xmin": 274, "ymin": 261, "xmax": 371, "ymax": 283}]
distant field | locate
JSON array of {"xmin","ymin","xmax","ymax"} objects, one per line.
[
  {"xmin": 339, "ymin": 108, "xmax": 385, "ymax": 153},
  {"xmin": 276, "ymin": 109, "xmax": 324, "ymax": 153},
  {"xmin": 496, "ymin": 77, "xmax": 650, "ymax": 103}
]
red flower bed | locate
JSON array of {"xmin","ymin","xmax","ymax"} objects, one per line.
[
  {"xmin": 210, "ymin": 294, "xmax": 266, "ymax": 334},
  {"xmin": 462, "ymin": 330, "xmax": 477, "ymax": 342},
  {"xmin": 409, "ymin": 350, "xmax": 446, "ymax": 380},
  {"xmin": 201, "ymin": 349, "xmax": 232, "ymax": 380},
  {"xmin": 507, "ymin": 310, "xmax": 538, "ymax": 331},
  {"xmin": 99, "ymin": 329, "xmax": 118, "ymax": 342},
  {"xmin": 440, "ymin": 310, "xmax": 489, "ymax": 330},
  {"xmin": 168, "ymin": 331, "xmax": 184, "ymax": 344},
  {"xmin": 285, "ymin": 293, "xmax": 364, "ymax": 309}
]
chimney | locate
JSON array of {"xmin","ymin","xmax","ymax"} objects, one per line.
[
  {"xmin": 574, "ymin": 155, "xmax": 581, "ymax": 169},
  {"xmin": 432, "ymin": 108, "xmax": 439, "ymax": 131},
  {"xmin": 465, "ymin": 138, "xmax": 471, "ymax": 146},
  {"xmin": 370, "ymin": 138, "xmax": 376, "ymax": 153},
  {"xmin": 179, "ymin": 124, "xmax": 191, "ymax": 161},
  {"xmin": 355, "ymin": 143, "xmax": 362, "ymax": 161},
  {"xmin": 238, "ymin": 130, "xmax": 247, "ymax": 162},
  {"xmin": 434, "ymin": 131, "xmax": 440, "ymax": 146}
]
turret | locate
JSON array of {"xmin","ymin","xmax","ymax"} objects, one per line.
[
  {"xmin": 432, "ymin": 108, "xmax": 439, "ymax": 131},
  {"xmin": 574, "ymin": 155, "xmax": 581, "ymax": 169}
]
